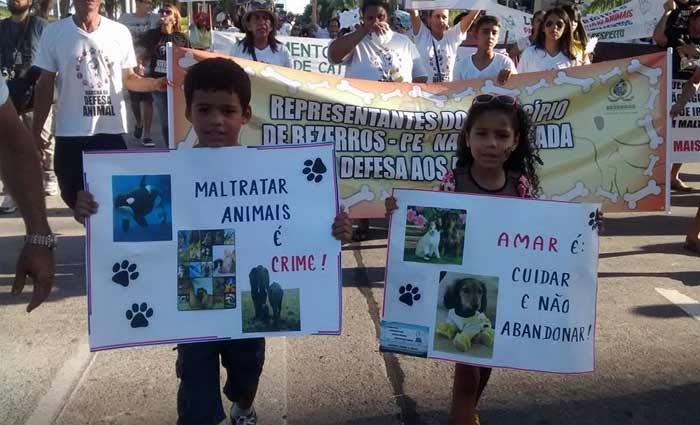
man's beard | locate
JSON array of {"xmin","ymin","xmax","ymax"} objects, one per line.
[{"xmin": 9, "ymin": 3, "xmax": 31, "ymax": 15}]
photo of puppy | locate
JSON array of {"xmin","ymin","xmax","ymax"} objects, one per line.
[
  {"xmin": 213, "ymin": 246, "xmax": 236, "ymax": 277},
  {"xmin": 404, "ymin": 206, "xmax": 466, "ymax": 265},
  {"xmin": 433, "ymin": 272, "xmax": 498, "ymax": 359}
]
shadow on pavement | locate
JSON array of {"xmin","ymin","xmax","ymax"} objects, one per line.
[
  {"xmin": 599, "ymin": 270, "xmax": 700, "ymax": 287},
  {"xmin": 602, "ymin": 214, "xmax": 689, "ymax": 237},
  {"xmin": 599, "ymin": 242, "xmax": 686, "ymax": 258},
  {"xmin": 631, "ymin": 303, "xmax": 699, "ymax": 318},
  {"xmin": 342, "ymin": 266, "xmax": 385, "ymax": 288},
  {"xmin": 671, "ymin": 193, "xmax": 700, "ymax": 208},
  {"xmin": 480, "ymin": 383, "xmax": 700, "ymax": 425}
]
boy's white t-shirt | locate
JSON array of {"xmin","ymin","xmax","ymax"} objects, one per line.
[
  {"xmin": 33, "ymin": 17, "xmax": 137, "ymax": 137},
  {"xmin": 453, "ymin": 52, "xmax": 516, "ymax": 81},
  {"xmin": 231, "ymin": 42, "xmax": 293, "ymax": 68},
  {"xmin": 341, "ymin": 31, "xmax": 427, "ymax": 83},
  {"xmin": 0, "ymin": 75, "xmax": 8, "ymax": 106},
  {"xmin": 516, "ymin": 45, "xmax": 578, "ymax": 74},
  {"xmin": 413, "ymin": 23, "xmax": 466, "ymax": 82}
]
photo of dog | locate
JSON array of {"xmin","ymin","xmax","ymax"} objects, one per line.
[
  {"xmin": 213, "ymin": 246, "xmax": 236, "ymax": 277},
  {"xmin": 404, "ymin": 206, "xmax": 466, "ymax": 265},
  {"xmin": 242, "ymin": 265, "xmax": 301, "ymax": 333},
  {"xmin": 433, "ymin": 272, "xmax": 498, "ymax": 359}
]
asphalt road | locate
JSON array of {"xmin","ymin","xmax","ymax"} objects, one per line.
[{"xmin": 1, "ymin": 134, "xmax": 700, "ymax": 424}]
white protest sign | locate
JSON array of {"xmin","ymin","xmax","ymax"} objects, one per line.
[
  {"xmin": 671, "ymin": 78, "xmax": 700, "ymax": 162},
  {"xmin": 582, "ymin": 0, "xmax": 664, "ymax": 42},
  {"xmin": 84, "ymin": 144, "xmax": 341, "ymax": 351},
  {"xmin": 211, "ymin": 31, "xmax": 346, "ymax": 76},
  {"xmin": 338, "ymin": 8, "xmax": 361, "ymax": 30},
  {"xmin": 380, "ymin": 189, "xmax": 599, "ymax": 373}
]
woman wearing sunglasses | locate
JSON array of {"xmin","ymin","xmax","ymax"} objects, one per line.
[
  {"xmin": 516, "ymin": 8, "xmax": 579, "ymax": 74},
  {"xmin": 139, "ymin": 3, "xmax": 190, "ymax": 146}
]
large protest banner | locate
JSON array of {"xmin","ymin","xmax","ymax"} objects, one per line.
[
  {"xmin": 171, "ymin": 47, "xmax": 669, "ymax": 217},
  {"xmin": 379, "ymin": 189, "xmax": 599, "ymax": 373},
  {"xmin": 212, "ymin": 31, "xmax": 345, "ymax": 76},
  {"xmin": 84, "ymin": 145, "xmax": 341, "ymax": 351},
  {"xmin": 671, "ymin": 78, "xmax": 700, "ymax": 162}
]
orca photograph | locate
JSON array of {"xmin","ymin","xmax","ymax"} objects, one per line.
[{"xmin": 111, "ymin": 175, "xmax": 173, "ymax": 242}]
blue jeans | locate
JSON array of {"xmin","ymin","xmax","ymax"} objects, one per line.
[
  {"xmin": 176, "ymin": 338, "xmax": 265, "ymax": 425},
  {"xmin": 152, "ymin": 90, "xmax": 168, "ymax": 146}
]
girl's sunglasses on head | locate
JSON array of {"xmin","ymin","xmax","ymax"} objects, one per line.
[
  {"xmin": 472, "ymin": 94, "xmax": 517, "ymax": 106},
  {"xmin": 545, "ymin": 20, "xmax": 565, "ymax": 29}
]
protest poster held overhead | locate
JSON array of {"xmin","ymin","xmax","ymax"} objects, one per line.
[
  {"xmin": 170, "ymin": 47, "xmax": 669, "ymax": 217},
  {"xmin": 671, "ymin": 78, "xmax": 700, "ymax": 162},
  {"xmin": 379, "ymin": 189, "xmax": 600, "ymax": 373},
  {"xmin": 83, "ymin": 145, "xmax": 342, "ymax": 351}
]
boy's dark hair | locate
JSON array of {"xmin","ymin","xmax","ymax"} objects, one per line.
[
  {"xmin": 474, "ymin": 15, "xmax": 501, "ymax": 31},
  {"xmin": 362, "ymin": 0, "xmax": 390, "ymax": 15},
  {"xmin": 533, "ymin": 8, "xmax": 576, "ymax": 60},
  {"xmin": 455, "ymin": 100, "xmax": 542, "ymax": 196},
  {"xmin": 184, "ymin": 58, "xmax": 251, "ymax": 111}
]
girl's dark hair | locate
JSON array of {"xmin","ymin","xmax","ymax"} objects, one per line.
[
  {"xmin": 531, "ymin": 10, "xmax": 545, "ymax": 36},
  {"xmin": 561, "ymin": 5, "xmax": 589, "ymax": 46},
  {"xmin": 242, "ymin": 12, "xmax": 281, "ymax": 55},
  {"xmin": 534, "ymin": 8, "xmax": 576, "ymax": 60},
  {"xmin": 455, "ymin": 100, "xmax": 542, "ymax": 196},
  {"xmin": 184, "ymin": 58, "xmax": 251, "ymax": 111}
]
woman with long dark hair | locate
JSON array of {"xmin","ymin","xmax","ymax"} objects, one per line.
[
  {"xmin": 508, "ymin": 10, "xmax": 545, "ymax": 62},
  {"xmin": 516, "ymin": 7, "xmax": 580, "ymax": 73},
  {"xmin": 562, "ymin": 5, "xmax": 592, "ymax": 64},
  {"xmin": 231, "ymin": 1, "xmax": 292, "ymax": 68},
  {"xmin": 140, "ymin": 2, "xmax": 190, "ymax": 146}
]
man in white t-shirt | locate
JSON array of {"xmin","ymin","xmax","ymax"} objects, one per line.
[
  {"xmin": 328, "ymin": 0, "xmax": 428, "ymax": 83},
  {"xmin": 453, "ymin": 15, "xmax": 516, "ymax": 82},
  {"xmin": 410, "ymin": 8, "xmax": 479, "ymax": 82},
  {"xmin": 31, "ymin": 0, "xmax": 166, "ymax": 216},
  {"xmin": 0, "ymin": 74, "xmax": 56, "ymax": 312},
  {"xmin": 118, "ymin": 0, "xmax": 159, "ymax": 144}
]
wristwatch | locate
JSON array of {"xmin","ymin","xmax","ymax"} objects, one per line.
[{"xmin": 25, "ymin": 233, "xmax": 58, "ymax": 250}]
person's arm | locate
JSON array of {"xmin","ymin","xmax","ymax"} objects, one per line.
[
  {"xmin": 328, "ymin": 25, "xmax": 371, "ymax": 64},
  {"xmin": 653, "ymin": 0, "xmax": 675, "ymax": 47},
  {"xmin": 409, "ymin": 9, "xmax": 422, "ymax": 36},
  {"xmin": 671, "ymin": 68, "xmax": 700, "ymax": 117},
  {"xmin": 0, "ymin": 95, "xmax": 55, "ymax": 312},
  {"xmin": 458, "ymin": 9, "xmax": 480, "ymax": 34},
  {"xmin": 123, "ymin": 68, "xmax": 167, "ymax": 92},
  {"xmin": 31, "ymin": 70, "xmax": 55, "ymax": 149}
]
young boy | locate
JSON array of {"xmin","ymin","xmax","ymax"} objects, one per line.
[
  {"xmin": 453, "ymin": 15, "xmax": 516, "ymax": 83},
  {"xmin": 75, "ymin": 57, "xmax": 353, "ymax": 424}
]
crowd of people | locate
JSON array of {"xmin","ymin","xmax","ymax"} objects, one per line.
[{"xmin": 1, "ymin": 0, "xmax": 699, "ymax": 424}]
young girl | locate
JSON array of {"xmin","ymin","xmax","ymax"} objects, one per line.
[
  {"xmin": 386, "ymin": 94, "xmax": 542, "ymax": 425},
  {"xmin": 516, "ymin": 7, "xmax": 580, "ymax": 73},
  {"xmin": 562, "ymin": 5, "xmax": 592, "ymax": 64}
]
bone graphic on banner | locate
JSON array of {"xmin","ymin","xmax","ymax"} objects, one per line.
[
  {"xmin": 598, "ymin": 67, "xmax": 622, "ymax": 83},
  {"xmin": 480, "ymin": 80, "xmax": 520, "ymax": 97},
  {"xmin": 553, "ymin": 71, "xmax": 594, "ymax": 92},
  {"xmin": 525, "ymin": 78, "xmax": 549, "ymax": 95},
  {"xmin": 551, "ymin": 182, "xmax": 590, "ymax": 201},
  {"xmin": 341, "ymin": 184, "xmax": 375, "ymax": 209},
  {"xmin": 623, "ymin": 180, "xmax": 661, "ymax": 209},
  {"xmin": 637, "ymin": 115, "xmax": 663, "ymax": 149},
  {"xmin": 595, "ymin": 186, "xmax": 619, "ymax": 203},
  {"xmin": 243, "ymin": 66, "xmax": 256, "ymax": 76},
  {"xmin": 643, "ymin": 154, "xmax": 661, "ymax": 176},
  {"xmin": 307, "ymin": 81, "xmax": 330, "ymax": 90},
  {"xmin": 645, "ymin": 87, "xmax": 660, "ymax": 110},
  {"xmin": 628, "ymin": 60, "xmax": 661, "ymax": 85},
  {"xmin": 261, "ymin": 67, "xmax": 301, "ymax": 93},
  {"xmin": 380, "ymin": 89, "xmax": 403, "ymax": 101},
  {"xmin": 379, "ymin": 188, "xmax": 391, "ymax": 200},
  {"xmin": 452, "ymin": 87, "xmax": 475, "ymax": 102},
  {"xmin": 336, "ymin": 80, "xmax": 375, "ymax": 104},
  {"xmin": 408, "ymin": 86, "xmax": 447, "ymax": 108},
  {"xmin": 177, "ymin": 51, "xmax": 199, "ymax": 69}
]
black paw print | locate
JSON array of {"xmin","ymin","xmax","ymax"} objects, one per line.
[
  {"xmin": 302, "ymin": 158, "xmax": 327, "ymax": 183},
  {"xmin": 399, "ymin": 284, "xmax": 421, "ymax": 306},
  {"xmin": 126, "ymin": 302, "xmax": 153, "ymax": 328},
  {"xmin": 112, "ymin": 260, "xmax": 139, "ymax": 287},
  {"xmin": 588, "ymin": 209, "xmax": 601, "ymax": 230}
]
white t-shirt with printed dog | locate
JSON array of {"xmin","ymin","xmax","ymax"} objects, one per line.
[
  {"xmin": 341, "ymin": 30, "xmax": 427, "ymax": 83},
  {"xmin": 413, "ymin": 23, "xmax": 466, "ymax": 82},
  {"xmin": 33, "ymin": 16, "xmax": 137, "ymax": 137}
]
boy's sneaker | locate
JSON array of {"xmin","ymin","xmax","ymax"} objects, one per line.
[
  {"xmin": 230, "ymin": 405, "xmax": 257, "ymax": 425},
  {"xmin": 0, "ymin": 195, "xmax": 17, "ymax": 214},
  {"xmin": 142, "ymin": 138, "xmax": 155, "ymax": 148},
  {"xmin": 133, "ymin": 126, "xmax": 143, "ymax": 139}
]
